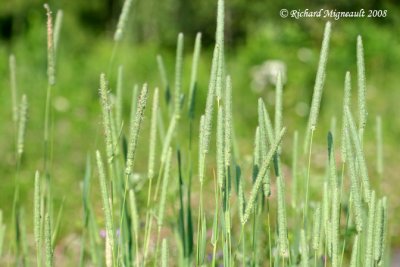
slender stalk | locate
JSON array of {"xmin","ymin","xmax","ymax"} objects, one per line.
[
  {"xmin": 17, "ymin": 95, "xmax": 28, "ymax": 160},
  {"xmin": 215, "ymin": 0, "xmax": 225, "ymax": 103},
  {"xmin": 161, "ymin": 239, "xmax": 168, "ymax": 267},
  {"xmin": 300, "ymin": 229, "xmax": 309, "ymax": 267},
  {"xmin": 345, "ymin": 128, "xmax": 363, "ymax": 232},
  {"xmin": 345, "ymin": 107, "xmax": 370, "ymax": 203},
  {"xmin": 9, "ymin": 54, "xmax": 18, "ymax": 130},
  {"xmin": 341, "ymin": 71, "xmax": 351, "ymax": 162},
  {"xmin": 129, "ymin": 190, "xmax": 139, "ymax": 266},
  {"xmin": 350, "ymin": 235, "xmax": 359, "ymax": 267},
  {"xmin": 188, "ymin": 33, "xmax": 202, "ymax": 117},
  {"xmin": 303, "ymin": 129, "xmax": 314, "ymax": 225},
  {"xmin": 114, "ymin": 0, "xmax": 134, "ymax": 41},
  {"xmin": 304, "ymin": 21, "xmax": 332, "ymax": 152},
  {"xmin": 211, "ymin": 175, "xmax": 220, "ymax": 267},
  {"xmin": 291, "ymin": 131, "xmax": 298, "ymax": 208},
  {"xmin": 34, "ymin": 171, "xmax": 42, "ymax": 267},
  {"xmin": 53, "ymin": 10, "xmax": 63, "ymax": 56},
  {"xmin": 277, "ymin": 174, "xmax": 289, "ymax": 258},
  {"xmin": 125, "ymin": 84, "xmax": 149, "ymax": 175},
  {"xmin": 357, "ymin": 36, "xmax": 367, "ymax": 143},
  {"xmin": 365, "ymin": 191, "xmax": 376, "ymax": 267},
  {"xmin": 174, "ymin": 33, "xmax": 184, "ymax": 117},
  {"xmin": 96, "ymin": 151, "xmax": 115, "ymax": 265},
  {"xmin": 242, "ymin": 128, "xmax": 286, "ymax": 224},
  {"xmin": 156, "ymin": 55, "xmax": 170, "ymax": 107},
  {"xmin": 155, "ymin": 148, "xmax": 172, "ymax": 266},
  {"xmin": 44, "ymin": 213, "xmax": 52, "ymax": 267},
  {"xmin": 328, "ymin": 132, "xmax": 340, "ymax": 267},
  {"xmin": 275, "ymin": 72, "xmax": 283, "ymax": 152},
  {"xmin": 115, "ymin": 65, "xmax": 124, "ymax": 129}
]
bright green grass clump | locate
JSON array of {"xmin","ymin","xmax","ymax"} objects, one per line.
[{"xmin": 0, "ymin": 1, "xmax": 390, "ymax": 266}]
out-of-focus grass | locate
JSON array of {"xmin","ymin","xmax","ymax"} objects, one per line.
[{"xmin": 0, "ymin": 6, "xmax": 399, "ymax": 248}]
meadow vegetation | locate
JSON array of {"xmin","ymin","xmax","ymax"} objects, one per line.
[{"xmin": 0, "ymin": 0, "xmax": 398, "ymax": 266}]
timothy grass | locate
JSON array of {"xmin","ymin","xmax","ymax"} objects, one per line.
[{"xmin": 0, "ymin": 1, "xmax": 393, "ymax": 266}]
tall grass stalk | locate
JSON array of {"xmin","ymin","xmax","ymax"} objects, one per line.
[
  {"xmin": 53, "ymin": 10, "xmax": 63, "ymax": 56},
  {"xmin": 17, "ymin": 95, "xmax": 28, "ymax": 159},
  {"xmin": 188, "ymin": 33, "xmax": 202, "ymax": 117},
  {"xmin": 300, "ymin": 229, "xmax": 309, "ymax": 267},
  {"xmin": 345, "ymin": 107, "xmax": 371, "ymax": 202},
  {"xmin": 215, "ymin": 0, "xmax": 225, "ymax": 102},
  {"xmin": 108, "ymin": 0, "xmax": 133, "ymax": 76},
  {"xmin": 96, "ymin": 151, "xmax": 115, "ymax": 265},
  {"xmin": 114, "ymin": 0, "xmax": 133, "ymax": 41},
  {"xmin": 196, "ymin": 114, "xmax": 206, "ymax": 265},
  {"xmin": 44, "ymin": 213, "xmax": 52, "ymax": 267},
  {"xmin": 242, "ymin": 127, "xmax": 286, "ymax": 224},
  {"xmin": 160, "ymin": 114, "xmax": 178, "ymax": 165},
  {"xmin": 99, "ymin": 74, "xmax": 115, "ymax": 164},
  {"xmin": 197, "ymin": 115, "xmax": 205, "ymax": 184},
  {"xmin": 156, "ymin": 148, "xmax": 172, "ymax": 265},
  {"xmin": 211, "ymin": 177, "xmax": 220, "ymax": 266},
  {"xmin": 44, "ymin": 4, "xmax": 55, "ymax": 86},
  {"xmin": 156, "ymin": 55, "xmax": 170, "ymax": 105},
  {"xmin": 357, "ymin": 36, "xmax": 367, "ymax": 142},
  {"xmin": 154, "ymin": 112, "xmax": 178, "ymax": 201},
  {"xmin": 374, "ymin": 198, "xmax": 384, "ymax": 264},
  {"xmin": 277, "ymin": 174, "xmax": 289, "ymax": 258},
  {"xmin": 157, "ymin": 148, "xmax": 172, "ymax": 229},
  {"xmin": 115, "ymin": 65, "xmax": 124, "ymax": 129},
  {"xmin": 42, "ymin": 7, "xmax": 57, "ymax": 253},
  {"xmin": 9, "ymin": 54, "xmax": 18, "ymax": 127},
  {"xmin": 365, "ymin": 191, "xmax": 376, "ymax": 267},
  {"xmin": 341, "ymin": 72, "xmax": 352, "ymax": 162},
  {"xmin": 161, "ymin": 238, "xmax": 169, "ymax": 267},
  {"xmin": 147, "ymin": 88, "xmax": 159, "ymax": 190},
  {"xmin": 380, "ymin": 197, "xmax": 388, "ymax": 265},
  {"xmin": 195, "ymin": 44, "xmax": 219, "ymax": 265},
  {"xmin": 321, "ymin": 181, "xmax": 329, "ymax": 249},
  {"xmin": 350, "ymin": 235, "xmax": 359, "ymax": 267},
  {"xmin": 331, "ymin": 186, "xmax": 340, "ymax": 267},
  {"xmin": 43, "ymin": 4, "xmax": 56, "ymax": 183},
  {"xmin": 257, "ymin": 99, "xmax": 274, "ymax": 196},
  {"xmin": 129, "ymin": 189, "xmax": 139, "ymax": 266},
  {"xmin": 141, "ymin": 88, "xmax": 159, "ymax": 265},
  {"xmin": 291, "ymin": 131, "xmax": 298, "ymax": 208},
  {"xmin": 34, "ymin": 171, "xmax": 41, "ymax": 265},
  {"xmin": 345, "ymin": 128, "xmax": 363, "ymax": 233},
  {"xmin": 224, "ymin": 75, "xmax": 232, "ymax": 168},
  {"xmin": 118, "ymin": 84, "xmax": 147, "ymax": 264},
  {"xmin": 174, "ymin": 33, "xmax": 184, "ymax": 116},
  {"xmin": 125, "ymin": 84, "xmax": 148, "ymax": 175},
  {"xmin": 275, "ymin": 72, "xmax": 283, "ymax": 152},
  {"xmin": 304, "ymin": 21, "xmax": 331, "ymax": 151},
  {"xmin": 261, "ymin": 99, "xmax": 275, "ymax": 146},
  {"xmin": 312, "ymin": 203, "xmax": 321, "ymax": 252},
  {"xmin": 223, "ymin": 76, "xmax": 233, "ymax": 266},
  {"xmin": 202, "ymin": 44, "xmax": 219, "ymax": 156},
  {"xmin": 328, "ymin": 132, "xmax": 339, "ymax": 267},
  {"xmin": 257, "ymin": 101, "xmax": 268, "ymax": 189},
  {"xmin": 303, "ymin": 21, "xmax": 332, "ymax": 225},
  {"xmin": 217, "ymin": 107, "xmax": 225, "ymax": 188}
]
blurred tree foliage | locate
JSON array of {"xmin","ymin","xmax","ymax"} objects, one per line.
[{"xmin": 1, "ymin": 0, "xmax": 399, "ymax": 48}]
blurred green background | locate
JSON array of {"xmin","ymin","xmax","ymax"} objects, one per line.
[{"xmin": 1, "ymin": 0, "xmax": 399, "ymax": 258}]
